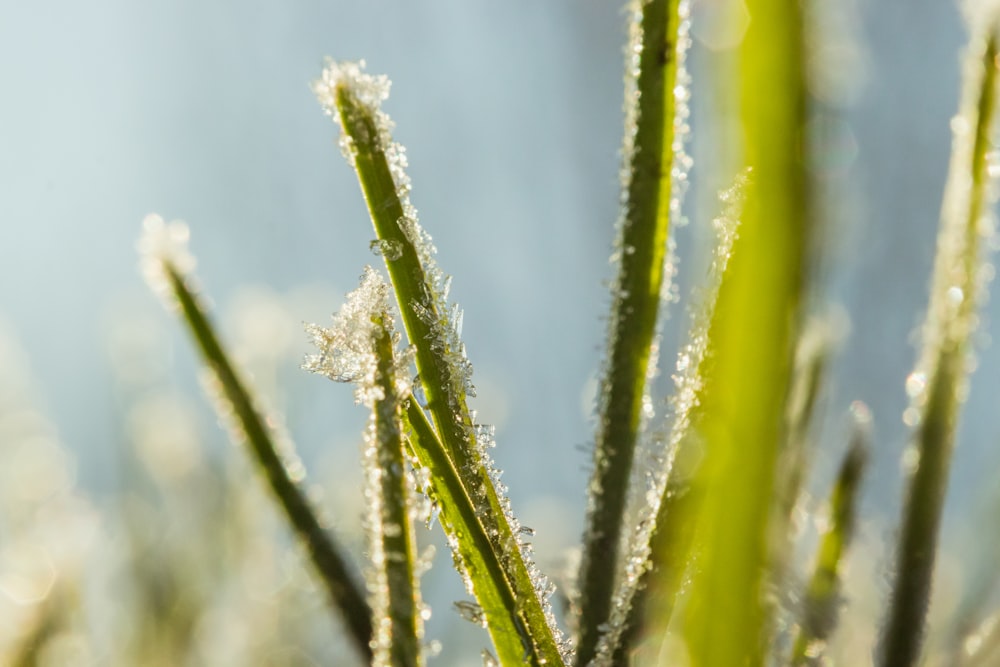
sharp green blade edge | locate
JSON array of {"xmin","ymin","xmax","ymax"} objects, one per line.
[{"xmin": 879, "ymin": 25, "xmax": 1000, "ymax": 667}]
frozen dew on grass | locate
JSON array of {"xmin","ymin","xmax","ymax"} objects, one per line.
[
  {"xmin": 588, "ymin": 168, "xmax": 748, "ymax": 667},
  {"xmin": 316, "ymin": 58, "xmax": 569, "ymax": 665}
]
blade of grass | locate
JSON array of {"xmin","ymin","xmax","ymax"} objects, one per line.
[
  {"xmin": 370, "ymin": 312, "xmax": 424, "ymax": 667},
  {"xmin": 315, "ymin": 63, "xmax": 566, "ymax": 665},
  {"xmin": 401, "ymin": 400, "xmax": 542, "ymax": 665},
  {"xmin": 790, "ymin": 406, "xmax": 870, "ymax": 666},
  {"xmin": 591, "ymin": 171, "xmax": 747, "ymax": 666},
  {"xmin": 575, "ymin": 0, "xmax": 687, "ymax": 663},
  {"xmin": 139, "ymin": 218, "xmax": 373, "ymax": 662},
  {"xmin": 879, "ymin": 26, "xmax": 1000, "ymax": 667},
  {"xmin": 679, "ymin": 0, "xmax": 811, "ymax": 660}
]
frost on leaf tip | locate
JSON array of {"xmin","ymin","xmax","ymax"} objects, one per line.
[
  {"xmin": 304, "ymin": 266, "xmax": 412, "ymax": 406},
  {"xmin": 138, "ymin": 214, "xmax": 197, "ymax": 303}
]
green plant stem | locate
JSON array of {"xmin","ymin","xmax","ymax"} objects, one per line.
[
  {"xmin": 163, "ymin": 264, "xmax": 373, "ymax": 662},
  {"xmin": 331, "ymin": 80, "xmax": 564, "ymax": 665},
  {"xmin": 401, "ymin": 401, "xmax": 541, "ymax": 666},
  {"xmin": 575, "ymin": 0, "xmax": 682, "ymax": 662},
  {"xmin": 372, "ymin": 316, "xmax": 423, "ymax": 667},
  {"xmin": 790, "ymin": 427, "xmax": 869, "ymax": 666},
  {"xmin": 680, "ymin": 0, "xmax": 809, "ymax": 661},
  {"xmin": 880, "ymin": 31, "xmax": 1000, "ymax": 667}
]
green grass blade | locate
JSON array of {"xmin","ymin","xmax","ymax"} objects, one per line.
[
  {"xmin": 575, "ymin": 0, "xmax": 687, "ymax": 661},
  {"xmin": 139, "ymin": 218, "xmax": 373, "ymax": 662},
  {"xmin": 790, "ymin": 408, "xmax": 870, "ymax": 666},
  {"xmin": 879, "ymin": 27, "xmax": 1000, "ymax": 667},
  {"xmin": 370, "ymin": 312, "xmax": 425, "ymax": 667},
  {"xmin": 680, "ymin": 0, "xmax": 810, "ymax": 660},
  {"xmin": 590, "ymin": 172, "xmax": 747, "ymax": 666},
  {"xmin": 401, "ymin": 400, "xmax": 543, "ymax": 666},
  {"xmin": 315, "ymin": 63, "xmax": 566, "ymax": 666}
]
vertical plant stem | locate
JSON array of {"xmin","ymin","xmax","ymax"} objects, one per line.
[
  {"xmin": 370, "ymin": 315, "xmax": 424, "ymax": 667},
  {"xmin": 575, "ymin": 0, "xmax": 684, "ymax": 662},
  {"xmin": 318, "ymin": 66, "xmax": 565, "ymax": 665},
  {"xmin": 880, "ymin": 29, "xmax": 1000, "ymax": 667},
  {"xmin": 790, "ymin": 416, "xmax": 869, "ymax": 665},
  {"xmin": 161, "ymin": 263, "xmax": 373, "ymax": 662},
  {"xmin": 680, "ymin": 0, "xmax": 810, "ymax": 661}
]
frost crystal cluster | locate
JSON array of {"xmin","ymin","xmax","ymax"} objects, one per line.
[{"xmin": 304, "ymin": 266, "xmax": 412, "ymax": 406}]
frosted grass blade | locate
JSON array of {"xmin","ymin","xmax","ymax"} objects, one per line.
[
  {"xmin": 679, "ymin": 0, "xmax": 811, "ymax": 661},
  {"xmin": 790, "ymin": 408, "xmax": 869, "ymax": 666},
  {"xmin": 138, "ymin": 218, "xmax": 373, "ymax": 662},
  {"xmin": 879, "ymin": 27, "xmax": 1000, "ymax": 667},
  {"xmin": 401, "ymin": 401, "xmax": 549, "ymax": 665},
  {"xmin": 315, "ymin": 63, "xmax": 566, "ymax": 665},
  {"xmin": 590, "ymin": 173, "xmax": 746, "ymax": 666},
  {"xmin": 575, "ymin": 0, "xmax": 687, "ymax": 662},
  {"xmin": 369, "ymin": 313, "xmax": 425, "ymax": 667}
]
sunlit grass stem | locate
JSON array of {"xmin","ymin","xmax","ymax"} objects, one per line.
[
  {"xmin": 575, "ymin": 0, "xmax": 684, "ymax": 662},
  {"xmin": 371, "ymin": 315, "xmax": 424, "ymax": 667},
  {"xmin": 161, "ymin": 262, "xmax": 374, "ymax": 662},
  {"xmin": 880, "ymin": 28, "xmax": 1000, "ymax": 667},
  {"xmin": 322, "ymin": 68, "xmax": 565, "ymax": 665}
]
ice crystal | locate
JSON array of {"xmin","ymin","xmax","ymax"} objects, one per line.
[
  {"xmin": 137, "ymin": 214, "xmax": 197, "ymax": 306},
  {"xmin": 303, "ymin": 266, "xmax": 413, "ymax": 406}
]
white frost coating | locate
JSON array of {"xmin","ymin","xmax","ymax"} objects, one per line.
[
  {"xmin": 307, "ymin": 266, "xmax": 425, "ymax": 665},
  {"xmin": 303, "ymin": 266, "xmax": 414, "ymax": 407},
  {"xmin": 903, "ymin": 23, "xmax": 1000, "ymax": 432},
  {"xmin": 137, "ymin": 214, "xmax": 197, "ymax": 303},
  {"xmin": 316, "ymin": 60, "xmax": 568, "ymax": 661},
  {"xmin": 590, "ymin": 170, "xmax": 749, "ymax": 666}
]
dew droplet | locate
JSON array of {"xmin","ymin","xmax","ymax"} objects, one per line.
[
  {"xmin": 905, "ymin": 371, "xmax": 927, "ymax": 399},
  {"xmin": 369, "ymin": 238, "xmax": 403, "ymax": 261}
]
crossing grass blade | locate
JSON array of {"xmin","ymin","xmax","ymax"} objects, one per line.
[
  {"xmin": 575, "ymin": 0, "xmax": 686, "ymax": 662},
  {"xmin": 143, "ymin": 241, "xmax": 374, "ymax": 663},
  {"xmin": 879, "ymin": 26, "xmax": 1000, "ymax": 667},
  {"xmin": 316, "ymin": 63, "xmax": 566, "ymax": 666}
]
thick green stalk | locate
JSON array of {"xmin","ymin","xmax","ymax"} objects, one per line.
[
  {"xmin": 680, "ymin": 0, "xmax": 809, "ymax": 661},
  {"xmin": 880, "ymin": 30, "xmax": 1000, "ymax": 667},
  {"xmin": 160, "ymin": 263, "xmax": 373, "ymax": 662},
  {"xmin": 575, "ymin": 0, "xmax": 683, "ymax": 662},
  {"xmin": 371, "ymin": 315, "xmax": 424, "ymax": 667},
  {"xmin": 791, "ymin": 420, "xmax": 869, "ymax": 665},
  {"xmin": 317, "ymin": 64, "xmax": 565, "ymax": 665}
]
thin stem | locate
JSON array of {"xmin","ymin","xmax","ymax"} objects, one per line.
[
  {"xmin": 162, "ymin": 264, "xmax": 373, "ymax": 662},
  {"xmin": 371, "ymin": 315, "xmax": 424, "ymax": 667},
  {"xmin": 575, "ymin": 0, "xmax": 683, "ymax": 662},
  {"xmin": 880, "ymin": 30, "xmax": 1000, "ymax": 667},
  {"xmin": 790, "ymin": 419, "xmax": 869, "ymax": 665}
]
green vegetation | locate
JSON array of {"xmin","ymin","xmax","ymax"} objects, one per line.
[{"xmin": 4, "ymin": 2, "xmax": 1000, "ymax": 666}]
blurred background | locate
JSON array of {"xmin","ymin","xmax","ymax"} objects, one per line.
[{"xmin": 0, "ymin": 0, "xmax": 995, "ymax": 664}]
